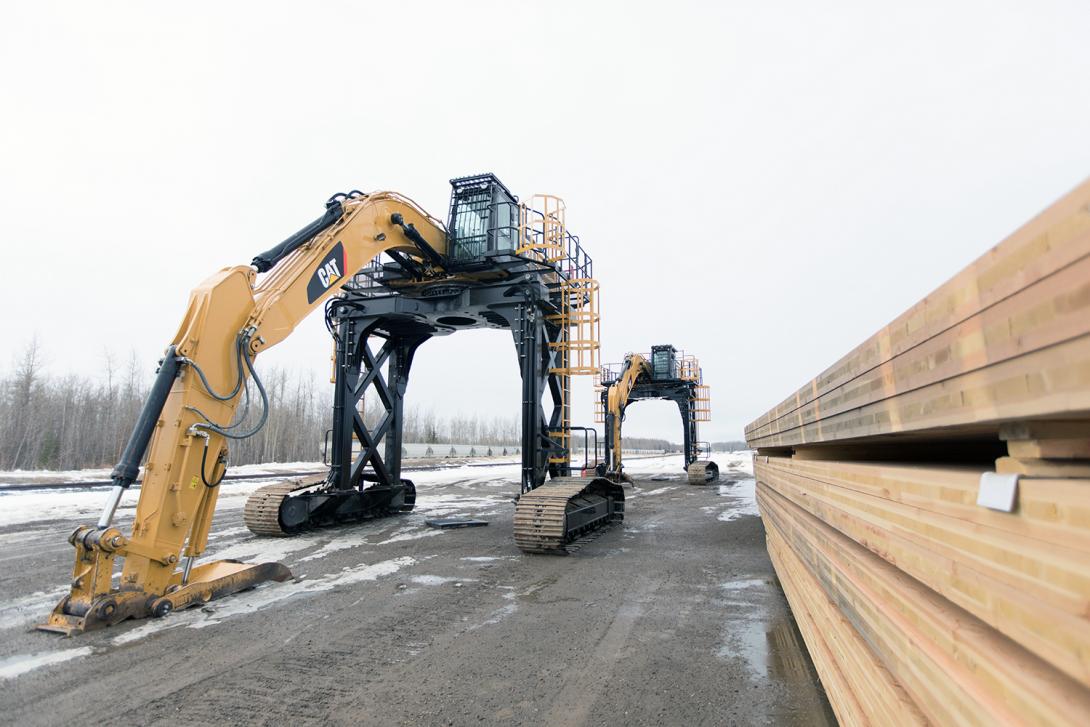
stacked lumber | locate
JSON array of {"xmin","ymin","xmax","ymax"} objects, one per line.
[{"xmin": 745, "ymin": 178, "xmax": 1090, "ymax": 726}]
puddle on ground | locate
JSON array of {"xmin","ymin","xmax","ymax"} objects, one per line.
[
  {"xmin": 718, "ymin": 617, "xmax": 769, "ymax": 675},
  {"xmin": 715, "ymin": 579, "xmax": 837, "ymax": 727},
  {"xmin": 767, "ymin": 615, "xmax": 819, "ymax": 686},
  {"xmin": 716, "ymin": 614, "xmax": 836, "ymax": 725}
]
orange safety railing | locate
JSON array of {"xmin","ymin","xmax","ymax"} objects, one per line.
[
  {"xmin": 693, "ymin": 384, "xmax": 712, "ymax": 422},
  {"xmin": 678, "ymin": 353, "xmax": 702, "ymax": 382},
  {"xmin": 519, "ymin": 194, "xmax": 601, "ymax": 464}
]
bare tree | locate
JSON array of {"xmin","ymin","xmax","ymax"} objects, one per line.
[{"xmin": 0, "ymin": 342, "xmax": 534, "ymax": 472}]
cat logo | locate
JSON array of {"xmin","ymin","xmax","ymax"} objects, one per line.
[
  {"xmin": 306, "ymin": 242, "xmax": 346, "ymax": 304},
  {"xmin": 317, "ymin": 258, "xmax": 342, "ymax": 288}
]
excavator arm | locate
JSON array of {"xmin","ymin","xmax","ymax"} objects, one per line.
[
  {"xmin": 603, "ymin": 353, "xmax": 652, "ymax": 479},
  {"xmin": 40, "ymin": 190, "xmax": 449, "ymax": 635}
]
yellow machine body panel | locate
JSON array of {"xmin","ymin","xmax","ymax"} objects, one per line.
[{"xmin": 41, "ymin": 192, "xmax": 449, "ymax": 634}]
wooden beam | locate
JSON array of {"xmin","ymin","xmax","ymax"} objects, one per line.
[
  {"xmin": 758, "ymin": 484, "xmax": 1090, "ymax": 725},
  {"xmin": 1006, "ymin": 438, "xmax": 1090, "ymax": 459},
  {"xmin": 755, "ymin": 455, "xmax": 1090, "ymax": 551},
  {"xmin": 756, "ymin": 456, "xmax": 1090, "ymax": 687},
  {"xmin": 765, "ymin": 524, "xmax": 928, "ymax": 725},
  {"xmin": 996, "ymin": 456, "xmax": 1090, "ymax": 477},
  {"xmin": 744, "ymin": 181, "xmax": 1090, "ymax": 723},
  {"xmin": 747, "ymin": 333, "xmax": 1090, "ymax": 448},
  {"xmin": 746, "ymin": 178, "xmax": 1090, "ymax": 448}
]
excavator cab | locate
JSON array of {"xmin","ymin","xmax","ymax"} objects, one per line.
[
  {"xmin": 651, "ymin": 344, "xmax": 678, "ymax": 381},
  {"xmin": 446, "ymin": 174, "xmax": 520, "ymax": 261}
]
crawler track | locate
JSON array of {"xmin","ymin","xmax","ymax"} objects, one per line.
[
  {"xmin": 513, "ymin": 477, "xmax": 624, "ymax": 554},
  {"xmin": 687, "ymin": 461, "xmax": 719, "ymax": 484},
  {"xmin": 242, "ymin": 480, "xmax": 319, "ymax": 536},
  {"xmin": 242, "ymin": 478, "xmax": 416, "ymax": 537}
]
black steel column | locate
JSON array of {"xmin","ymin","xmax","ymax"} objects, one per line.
[
  {"xmin": 349, "ymin": 332, "xmax": 394, "ymax": 488},
  {"xmin": 678, "ymin": 394, "xmax": 697, "ymax": 467},
  {"xmin": 544, "ymin": 313, "xmax": 569, "ymax": 479},
  {"xmin": 514, "ymin": 303, "xmax": 541, "ymax": 492},
  {"xmin": 329, "ymin": 317, "xmax": 357, "ymax": 491},
  {"xmin": 384, "ymin": 335, "xmax": 428, "ymax": 485}
]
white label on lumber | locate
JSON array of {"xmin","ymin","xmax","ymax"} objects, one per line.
[{"xmin": 977, "ymin": 472, "xmax": 1019, "ymax": 512}]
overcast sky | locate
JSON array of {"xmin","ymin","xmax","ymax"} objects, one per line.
[{"xmin": 2, "ymin": 1, "xmax": 1089, "ymax": 443}]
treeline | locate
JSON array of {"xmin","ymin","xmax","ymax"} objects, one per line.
[
  {"xmin": 398, "ymin": 405, "xmax": 519, "ymax": 447},
  {"xmin": 712, "ymin": 440, "xmax": 749, "ymax": 452},
  {"xmin": 0, "ymin": 342, "xmax": 519, "ymax": 471},
  {"xmin": 0, "ymin": 341, "xmax": 683, "ymax": 471},
  {"xmin": 633, "ymin": 437, "xmax": 679, "ymax": 451}
]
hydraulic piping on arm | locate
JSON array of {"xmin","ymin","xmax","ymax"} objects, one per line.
[
  {"xmin": 602, "ymin": 353, "xmax": 653, "ymax": 482},
  {"xmin": 39, "ymin": 191, "xmax": 450, "ymax": 635}
]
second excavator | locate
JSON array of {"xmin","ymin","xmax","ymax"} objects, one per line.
[
  {"xmin": 597, "ymin": 345, "xmax": 719, "ymax": 484},
  {"xmin": 39, "ymin": 174, "xmax": 622, "ymax": 635}
]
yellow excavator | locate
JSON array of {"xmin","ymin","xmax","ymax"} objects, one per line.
[
  {"xmin": 39, "ymin": 178, "xmax": 620, "ymax": 635},
  {"xmin": 599, "ymin": 345, "xmax": 719, "ymax": 484}
]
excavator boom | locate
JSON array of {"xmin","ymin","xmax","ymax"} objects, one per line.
[
  {"xmin": 604, "ymin": 353, "xmax": 653, "ymax": 479},
  {"xmin": 40, "ymin": 191, "xmax": 448, "ymax": 634}
]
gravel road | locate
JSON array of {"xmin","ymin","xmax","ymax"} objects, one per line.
[{"xmin": 0, "ymin": 454, "xmax": 834, "ymax": 726}]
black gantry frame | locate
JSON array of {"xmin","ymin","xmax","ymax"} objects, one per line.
[
  {"xmin": 601, "ymin": 378, "xmax": 703, "ymax": 473},
  {"xmin": 290, "ymin": 173, "xmax": 593, "ymax": 524},
  {"xmin": 320, "ymin": 275, "xmax": 572, "ymax": 511},
  {"xmin": 329, "ymin": 318, "xmax": 429, "ymax": 495}
]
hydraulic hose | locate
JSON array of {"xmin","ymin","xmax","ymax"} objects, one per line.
[
  {"xmin": 180, "ymin": 336, "xmax": 246, "ymax": 402},
  {"xmin": 187, "ymin": 333, "xmax": 269, "ymax": 440}
]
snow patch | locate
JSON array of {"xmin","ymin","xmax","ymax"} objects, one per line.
[
  {"xmin": 0, "ymin": 588, "xmax": 69, "ymax": 630},
  {"xmin": 470, "ymin": 601, "xmax": 518, "ymax": 630},
  {"xmin": 0, "ymin": 647, "xmax": 93, "ymax": 680},
  {"xmin": 375, "ymin": 528, "xmax": 444, "ymax": 546},
  {"xmin": 635, "ymin": 486, "xmax": 677, "ymax": 497},
  {"xmin": 295, "ymin": 532, "xmax": 373, "ymax": 563},
  {"xmin": 409, "ymin": 575, "xmax": 472, "ymax": 586},
  {"xmin": 114, "ymin": 556, "xmax": 417, "ymax": 642},
  {"xmin": 720, "ymin": 578, "xmax": 766, "ymax": 591},
  {"xmin": 201, "ymin": 532, "xmax": 321, "ymax": 564},
  {"xmin": 414, "ymin": 494, "xmax": 507, "ymax": 517},
  {"xmin": 0, "ymin": 488, "xmax": 138, "ymax": 527},
  {"xmin": 714, "ymin": 478, "xmax": 759, "ymax": 521}
]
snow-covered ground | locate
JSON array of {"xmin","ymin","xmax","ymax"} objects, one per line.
[
  {"xmin": 0, "ymin": 453, "xmax": 756, "ymax": 531},
  {"xmin": 0, "ymin": 460, "xmax": 326, "ymax": 485},
  {"xmin": 625, "ymin": 451, "xmax": 758, "ymax": 522},
  {"xmin": 622, "ymin": 450, "xmax": 754, "ymax": 477},
  {"xmin": 0, "ymin": 461, "xmax": 519, "ymax": 530}
]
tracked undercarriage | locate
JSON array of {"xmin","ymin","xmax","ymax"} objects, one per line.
[
  {"xmin": 687, "ymin": 461, "xmax": 720, "ymax": 485},
  {"xmin": 243, "ymin": 475, "xmax": 624, "ymax": 553},
  {"xmin": 512, "ymin": 477, "xmax": 625, "ymax": 553},
  {"xmin": 244, "ymin": 478, "xmax": 416, "ymax": 536}
]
